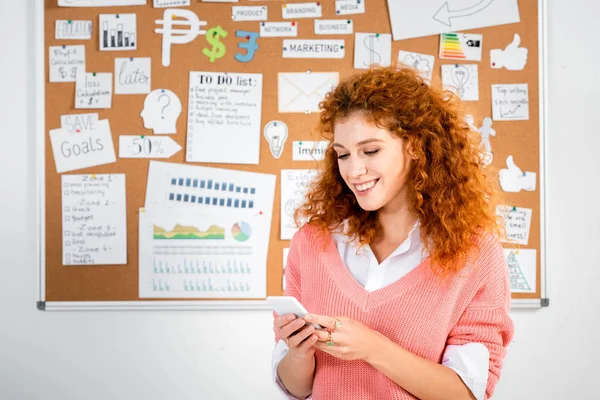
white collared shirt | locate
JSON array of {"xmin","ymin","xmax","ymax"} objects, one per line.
[{"xmin": 272, "ymin": 221, "xmax": 489, "ymax": 400}]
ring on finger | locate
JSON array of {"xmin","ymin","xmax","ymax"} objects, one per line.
[{"xmin": 325, "ymin": 331, "xmax": 334, "ymax": 346}]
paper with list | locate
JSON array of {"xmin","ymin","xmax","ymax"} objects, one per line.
[
  {"xmin": 62, "ymin": 174, "xmax": 127, "ymax": 265},
  {"xmin": 186, "ymin": 71, "xmax": 263, "ymax": 164}
]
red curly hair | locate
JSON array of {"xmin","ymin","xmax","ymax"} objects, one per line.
[{"xmin": 294, "ymin": 65, "xmax": 503, "ymax": 278}]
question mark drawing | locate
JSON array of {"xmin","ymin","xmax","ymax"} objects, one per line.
[
  {"xmin": 158, "ymin": 93, "xmax": 171, "ymax": 120},
  {"xmin": 140, "ymin": 89, "xmax": 182, "ymax": 135}
]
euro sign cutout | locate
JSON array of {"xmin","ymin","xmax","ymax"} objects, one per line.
[{"xmin": 155, "ymin": 9, "xmax": 207, "ymax": 67}]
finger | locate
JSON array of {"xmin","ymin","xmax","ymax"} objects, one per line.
[
  {"xmin": 279, "ymin": 317, "xmax": 307, "ymax": 340},
  {"xmin": 273, "ymin": 313, "xmax": 297, "ymax": 330},
  {"xmin": 288, "ymin": 325, "xmax": 316, "ymax": 348},
  {"xmin": 313, "ymin": 341, "xmax": 335, "ymax": 354},
  {"xmin": 304, "ymin": 313, "xmax": 336, "ymax": 330},
  {"xmin": 312, "ymin": 329, "xmax": 330, "ymax": 342},
  {"xmin": 296, "ymin": 333, "xmax": 319, "ymax": 350},
  {"xmin": 505, "ymin": 33, "xmax": 521, "ymax": 50}
]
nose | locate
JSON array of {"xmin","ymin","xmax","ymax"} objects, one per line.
[{"xmin": 347, "ymin": 157, "xmax": 367, "ymax": 179}]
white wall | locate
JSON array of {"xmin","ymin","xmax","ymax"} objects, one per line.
[{"xmin": 1, "ymin": 1, "xmax": 598, "ymax": 399}]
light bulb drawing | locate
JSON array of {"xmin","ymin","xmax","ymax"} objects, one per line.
[
  {"xmin": 264, "ymin": 120, "xmax": 288, "ymax": 159},
  {"xmin": 450, "ymin": 64, "xmax": 469, "ymax": 98}
]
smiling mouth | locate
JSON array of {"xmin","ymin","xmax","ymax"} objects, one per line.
[{"xmin": 354, "ymin": 179, "xmax": 378, "ymax": 192}]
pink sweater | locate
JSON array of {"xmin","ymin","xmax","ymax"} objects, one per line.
[{"xmin": 276, "ymin": 224, "xmax": 514, "ymax": 400}]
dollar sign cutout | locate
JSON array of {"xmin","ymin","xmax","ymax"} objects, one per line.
[
  {"xmin": 203, "ymin": 26, "xmax": 228, "ymax": 63},
  {"xmin": 363, "ymin": 34, "xmax": 382, "ymax": 67}
]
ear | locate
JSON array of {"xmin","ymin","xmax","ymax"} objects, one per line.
[{"xmin": 406, "ymin": 142, "xmax": 418, "ymax": 161}]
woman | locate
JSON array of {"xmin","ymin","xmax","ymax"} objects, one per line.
[{"xmin": 272, "ymin": 65, "xmax": 514, "ymax": 400}]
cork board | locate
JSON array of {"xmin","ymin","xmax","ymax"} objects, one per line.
[{"xmin": 42, "ymin": 0, "xmax": 545, "ymax": 304}]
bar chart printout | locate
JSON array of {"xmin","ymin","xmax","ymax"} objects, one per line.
[
  {"xmin": 138, "ymin": 207, "xmax": 270, "ymax": 298},
  {"xmin": 99, "ymin": 14, "xmax": 137, "ymax": 51}
]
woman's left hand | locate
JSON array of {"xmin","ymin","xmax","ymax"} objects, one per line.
[{"xmin": 304, "ymin": 314, "xmax": 383, "ymax": 361}]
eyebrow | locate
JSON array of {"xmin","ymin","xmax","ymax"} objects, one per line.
[{"xmin": 331, "ymin": 138, "xmax": 383, "ymax": 148}]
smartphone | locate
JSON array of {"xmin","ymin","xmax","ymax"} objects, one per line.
[{"xmin": 266, "ymin": 296, "xmax": 322, "ymax": 329}]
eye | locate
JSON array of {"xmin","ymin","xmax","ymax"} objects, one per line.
[
  {"xmin": 337, "ymin": 154, "xmax": 350, "ymax": 160},
  {"xmin": 364, "ymin": 149, "xmax": 380, "ymax": 156}
]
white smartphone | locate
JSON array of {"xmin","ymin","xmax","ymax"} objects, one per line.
[{"xmin": 266, "ymin": 296, "xmax": 322, "ymax": 329}]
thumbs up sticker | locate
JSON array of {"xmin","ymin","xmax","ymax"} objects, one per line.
[
  {"xmin": 491, "ymin": 33, "xmax": 528, "ymax": 71},
  {"xmin": 499, "ymin": 155, "xmax": 536, "ymax": 192}
]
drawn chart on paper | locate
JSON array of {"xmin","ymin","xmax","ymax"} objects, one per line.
[
  {"xmin": 99, "ymin": 14, "xmax": 137, "ymax": 51},
  {"xmin": 139, "ymin": 208, "xmax": 269, "ymax": 298},
  {"xmin": 145, "ymin": 161, "xmax": 276, "ymax": 222},
  {"xmin": 504, "ymin": 249, "xmax": 536, "ymax": 294}
]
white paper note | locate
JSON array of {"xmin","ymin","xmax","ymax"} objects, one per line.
[
  {"xmin": 144, "ymin": 162, "xmax": 276, "ymax": 234},
  {"xmin": 386, "ymin": 0, "xmax": 520, "ymax": 41},
  {"xmin": 282, "ymin": 2, "xmax": 322, "ymax": 19},
  {"xmin": 60, "ymin": 113, "xmax": 99, "ymax": 134},
  {"xmin": 497, "ymin": 205, "xmax": 533, "ymax": 246},
  {"xmin": 55, "ymin": 20, "xmax": 93, "ymax": 40},
  {"xmin": 232, "ymin": 6, "xmax": 268, "ymax": 21},
  {"xmin": 354, "ymin": 33, "xmax": 392, "ymax": 69},
  {"xmin": 441, "ymin": 64, "xmax": 479, "ymax": 101},
  {"xmin": 335, "ymin": 0, "xmax": 365, "ymax": 15},
  {"xmin": 260, "ymin": 22, "xmax": 298, "ymax": 37},
  {"xmin": 114, "ymin": 57, "xmax": 151, "ymax": 94},
  {"xmin": 492, "ymin": 84, "xmax": 529, "ymax": 121},
  {"xmin": 119, "ymin": 135, "xmax": 182, "ymax": 158},
  {"xmin": 59, "ymin": 0, "xmax": 145, "ymax": 5},
  {"xmin": 187, "ymin": 72, "xmax": 263, "ymax": 164},
  {"xmin": 278, "ymin": 72, "xmax": 338, "ymax": 113},
  {"xmin": 154, "ymin": 0, "xmax": 190, "ymax": 6},
  {"xmin": 491, "ymin": 33, "xmax": 528, "ymax": 71},
  {"xmin": 62, "ymin": 174, "xmax": 127, "ymax": 265},
  {"xmin": 75, "ymin": 72, "xmax": 113, "ymax": 109},
  {"xmin": 50, "ymin": 119, "xmax": 117, "ymax": 173},
  {"xmin": 139, "ymin": 207, "xmax": 269, "ymax": 298},
  {"xmin": 99, "ymin": 14, "xmax": 137, "ymax": 51},
  {"xmin": 280, "ymin": 169, "xmax": 319, "ymax": 240},
  {"xmin": 264, "ymin": 121, "xmax": 288, "ymax": 159},
  {"xmin": 293, "ymin": 140, "xmax": 329, "ymax": 161},
  {"xmin": 49, "ymin": 45, "xmax": 85, "ymax": 83},
  {"xmin": 398, "ymin": 50, "xmax": 435, "ymax": 82},
  {"xmin": 439, "ymin": 33, "xmax": 483, "ymax": 61},
  {"xmin": 140, "ymin": 89, "xmax": 182, "ymax": 135},
  {"xmin": 283, "ymin": 39, "xmax": 345, "ymax": 59},
  {"xmin": 315, "ymin": 19, "xmax": 353, "ymax": 35},
  {"xmin": 504, "ymin": 248, "xmax": 536, "ymax": 293},
  {"xmin": 499, "ymin": 155, "xmax": 536, "ymax": 193}
]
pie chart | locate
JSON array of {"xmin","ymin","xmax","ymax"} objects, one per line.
[{"xmin": 232, "ymin": 221, "xmax": 252, "ymax": 242}]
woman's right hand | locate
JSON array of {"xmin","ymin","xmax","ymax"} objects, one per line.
[{"xmin": 274, "ymin": 313, "xmax": 319, "ymax": 359}]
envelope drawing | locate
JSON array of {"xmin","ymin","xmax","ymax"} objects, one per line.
[{"xmin": 278, "ymin": 72, "xmax": 339, "ymax": 113}]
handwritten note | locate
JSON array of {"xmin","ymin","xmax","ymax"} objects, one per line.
[
  {"xmin": 49, "ymin": 45, "xmax": 85, "ymax": 83},
  {"xmin": 497, "ymin": 205, "xmax": 533, "ymax": 245},
  {"xmin": 114, "ymin": 57, "xmax": 151, "ymax": 94},
  {"xmin": 60, "ymin": 113, "xmax": 99, "ymax": 134},
  {"xmin": 280, "ymin": 169, "xmax": 319, "ymax": 239},
  {"xmin": 187, "ymin": 71, "xmax": 263, "ymax": 164},
  {"xmin": 62, "ymin": 174, "xmax": 127, "ymax": 265},
  {"xmin": 50, "ymin": 119, "xmax": 116, "ymax": 173},
  {"xmin": 75, "ymin": 72, "xmax": 113, "ymax": 109},
  {"xmin": 492, "ymin": 84, "xmax": 529, "ymax": 121},
  {"xmin": 55, "ymin": 20, "xmax": 93, "ymax": 40}
]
